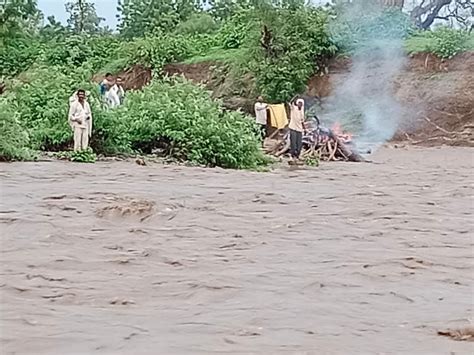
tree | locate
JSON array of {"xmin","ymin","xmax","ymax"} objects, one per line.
[
  {"xmin": 410, "ymin": 0, "xmax": 473, "ymax": 29},
  {"xmin": 40, "ymin": 15, "xmax": 67, "ymax": 38},
  {"xmin": 65, "ymin": 0, "xmax": 105, "ymax": 33},
  {"xmin": 0, "ymin": 0, "xmax": 42, "ymax": 35},
  {"xmin": 117, "ymin": 0, "xmax": 204, "ymax": 38}
]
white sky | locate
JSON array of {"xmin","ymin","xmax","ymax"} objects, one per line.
[
  {"xmin": 38, "ymin": 0, "xmax": 119, "ymax": 28},
  {"xmin": 37, "ymin": 0, "xmax": 331, "ymax": 30}
]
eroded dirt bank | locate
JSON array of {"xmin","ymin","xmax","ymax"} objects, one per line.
[{"xmin": 1, "ymin": 146, "xmax": 473, "ymax": 354}]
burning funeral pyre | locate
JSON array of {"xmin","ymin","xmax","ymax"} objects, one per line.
[{"xmin": 266, "ymin": 117, "xmax": 366, "ymax": 162}]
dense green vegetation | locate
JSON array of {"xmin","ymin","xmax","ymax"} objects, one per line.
[
  {"xmin": 405, "ymin": 28, "xmax": 474, "ymax": 58},
  {"xmin": 1, "ymin": 0, "xmax": 471, "ymax": 165}
]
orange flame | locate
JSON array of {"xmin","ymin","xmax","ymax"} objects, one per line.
[{"xmin": 331, "ymin": 122, "xmax": 353, "ymax": 144}]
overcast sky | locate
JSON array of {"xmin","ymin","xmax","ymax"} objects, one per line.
[{"xmin": 38, "ymin": 0, "xmax": 119, "ymax": 28}]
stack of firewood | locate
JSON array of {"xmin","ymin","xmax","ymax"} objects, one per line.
[{"xmin": 266, "ymin": 129, "xmax": 366, "ymax": 162}]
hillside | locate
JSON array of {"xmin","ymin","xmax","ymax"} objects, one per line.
[{"xmin": 155, "ymin": 52, "xmax": 473, "ymax": 147}]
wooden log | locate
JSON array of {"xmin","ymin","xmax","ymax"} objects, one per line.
[
  {"xmin": 337, "ymin": 147, "xmax": 348, "ymax": 161},
  {"xmin": 328, "ymin": 141, "xmax": 338, "ymax": 161},
  {"xmin": 329, "ymin": 131, "xmax": 366, "ymax": 162},
  {"xmin": 275, "ymin": 140, "xmax": 290, "ymax": 157}
]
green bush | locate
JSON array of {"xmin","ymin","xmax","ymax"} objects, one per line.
[
  {"xmin": 330, "ymin": 8, "xmax": 412, "ymax": 53},
  {"xmin": 405, "ymin": 28, "xmax": 471, "ymax": 58},
  {"xmin": 4, "ymin": 65, "xmax": 267, "ymax": 169},
  {"xmin": 0, "ymin": 102, "xmax": 34, "ymax": 161},
  {"xmin": 108, "ymin": 78, "xmax": 267, "ymax": 169},
  {"xmin": 39, "ymin": 35, "xmax": 122, "ymax": 71},
  {"xmin": 248, "ymin": 7, "xmax": 336, "ymax": 102},
  {"xmin": 0, "ymin": 35, "xmax": 44, "ymax": 77},
  {"xmin": 217, "ymin": 10, "xmax": 257, "ymax": 49},
  {"xmin": 175, "ymin": 13, "xmax": 218, "ymax": 35},
  {"xmin": 6, "ymin": 67, "xmax": 75, "ymax": 150},
  {"xmin": 124, "ymin": 35, "xmax": 194, "ymax": 69},
  {"xmin": 429, "ymin": 27, "xmax": 467, "ymax": 59},
  {"xmin": 4, "ymin": 66, "xmax": 128, "ymax": 154},
  {"xmin": 70, "ymin": 148, "xmax": 97, "ymax": 163},
  {"xmin": 54, "ymin": 148, "xmax": 97, "ymax": 162},
  {"xmin": 123, "ymin": 33, "xmax": 219, "ymax": 70}
]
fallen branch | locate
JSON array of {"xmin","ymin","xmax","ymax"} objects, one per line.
[
  {"xmin": 328, "ymin": 140, "xmax": 338, "ymax": 161},
  {"xmin": 329, "ymin": 131, "xmax": 366, "ymax": 162},
  {"xmin": 423, "ymin": 116, "xmax": 456, "ymax": 135},
  {"xmin": 267, "ymin": 130, "xmax": 366, "ymax": 163}
]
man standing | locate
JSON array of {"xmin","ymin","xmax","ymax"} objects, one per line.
[
  {"xmin": 110, "ymin": 76, "xmax": 125, "ymax": 105},
  {"xmin": 99, "ymin": 73, "xmax": 114, "ymax": 97},
  {"xmin": 100, "ymin": 73, "xmax": 120, "ymax": 108},
  {"xmin": 68, "ymin": 89, "xmax": 92, "ymax": 152},
  {"xmin": 289, "ymin": 97, "xmax": 305, "ymax": 162},
  {"xmin": 254, "ymin": 96, "xmax": 268, "ymax": 144}
]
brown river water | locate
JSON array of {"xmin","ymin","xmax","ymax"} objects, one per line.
[{"xmin": 1, "ymin": 146, "xmax": 473, "ymax": 354}]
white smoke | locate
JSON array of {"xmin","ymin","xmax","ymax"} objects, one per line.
[{"xmin": 316, "ymin": 6, "xmax": 410, "ymax": 153}]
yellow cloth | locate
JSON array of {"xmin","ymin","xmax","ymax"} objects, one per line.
[{"xmin": 268, "ymin": 104, "xmax": 288, "ymax": 129}]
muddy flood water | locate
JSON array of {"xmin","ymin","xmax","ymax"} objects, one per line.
[{"xmin": 1, "ymin": 146, "xmax": 473, "ymax": 354}]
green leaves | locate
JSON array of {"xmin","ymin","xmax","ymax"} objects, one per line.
[
  {"xmin": 330, "ymin": 8, "xmax": 412, "ymax": 53},
  {"xmin": 106, "ymin": 77, "xmax": 266, "ymax": 169},
  {"xmin": 0, "ymin": 102, "xmax": 34, "ymax": 161},
  {"xmin": 70, "ymin": 148, "xmax": 97, "ymax": 163},
  {"xmin": 247, "ymin": 7, "xmax": 336, "ymax": 102},
  {"xmin": 117, "ymin": 0, "xmax": 204, "ymax": 38},
  {"xmin": 404, "ymin": 27, "xmax": 471, "ymax": 59},
  {"xmin": 55, "ymin": 148, "xmax": 97, "ymax": 163},
  {"xmin": 2, "ymin": 65, "xmax": 122, "ymax": 154},
  {"xmin": 426, "ymin": 27, "xmax": 469, "ymax": 59}
]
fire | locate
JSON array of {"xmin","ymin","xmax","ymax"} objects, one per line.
[{"xmin": 331, "ymin": 122, "xmax": 353, "ymax": 144}]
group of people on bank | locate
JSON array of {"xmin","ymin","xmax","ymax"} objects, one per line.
[
  {"xmin": 255, "ymin": 96, "xmax": 305, "ymax": 162},
  {"xmin": 68, "ymin": 73, "xmax": 304, "ymax": 159},
  {"xmin": 68, "ymin": 73, "xmax": 125, "ymax": 151},
  {"xmin": 99, "ymin": 73, "xmax": 125, "ymax": 108}
]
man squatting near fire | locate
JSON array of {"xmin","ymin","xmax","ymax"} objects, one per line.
[{"xmin": 254, "ymin": 96, "xmax": 305, "ymax": 162}]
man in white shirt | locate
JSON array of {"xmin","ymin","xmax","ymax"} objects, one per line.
[
  {"xmin": 289, "ymin": 97, "xmax": 305, "ymax": 162},
  {"xmin": 68, "ymin": 89, "xmax": 92, "ymax": 151},
  {"xmin": 111, "ymin": 76, "xmax": 125, "ymax": 105},
  {"xmin": 100, "ymin": 73, "xmax": 121, "ymax": 108},
  {"xmin": 254, "ymin": 96, "xmax": 268, "ymax": 145}
]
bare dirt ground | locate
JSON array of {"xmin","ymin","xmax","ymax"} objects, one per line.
[{"xmin": 1, "ymin": 146, "xmax": 473, "ymax": 354}]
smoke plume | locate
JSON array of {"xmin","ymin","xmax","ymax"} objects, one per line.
[{"xmin": 318, "ymin": 5, "xmax": 410, "ymax": 153}]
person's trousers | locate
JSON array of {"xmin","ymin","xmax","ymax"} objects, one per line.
[
  {"xmin": 258, "ymin": 124, "xmax": 266, "ymax": 141},
  {"xmin": 289, "ymin": 129, "xmax": 303, "ymax": 158},
  {"xmin": 74, "ymin": 127, "xmax": 89, "ymax": 151}
]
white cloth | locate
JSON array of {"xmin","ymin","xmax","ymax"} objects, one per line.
[
  {"xmin": 111, "ymin": 84, "xmax": 125, "ymax": 104},
  {"xmin": 254, "ymin": 102, "xmax": 268, "ymax": 125},
  {"xmin": 105, "ymin": 89, "xmax": 120, "ymax": 108}
]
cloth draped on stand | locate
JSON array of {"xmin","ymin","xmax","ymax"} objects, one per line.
[{"xmin": 268, "ymin": 104, "xmax": 288, "ymax": 129}]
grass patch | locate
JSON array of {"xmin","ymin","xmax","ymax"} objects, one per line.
[
  {"xmin": 99, "ymin": 57, "xmax": 130, "ymax": 76},
  {"xmin": 183, "ymin": 47, "xmax": 246, "ymax": 65},
  {"xmin": 467, "ymin": 34, "xmax": 474, "ymax": 49},
  {"xmin": 405, "ymin": 30, "xmax": 474, "ymax": 58},
  {"xmin": 404, "ymin": 35, "xmax": 436, "ymax": 54}
]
